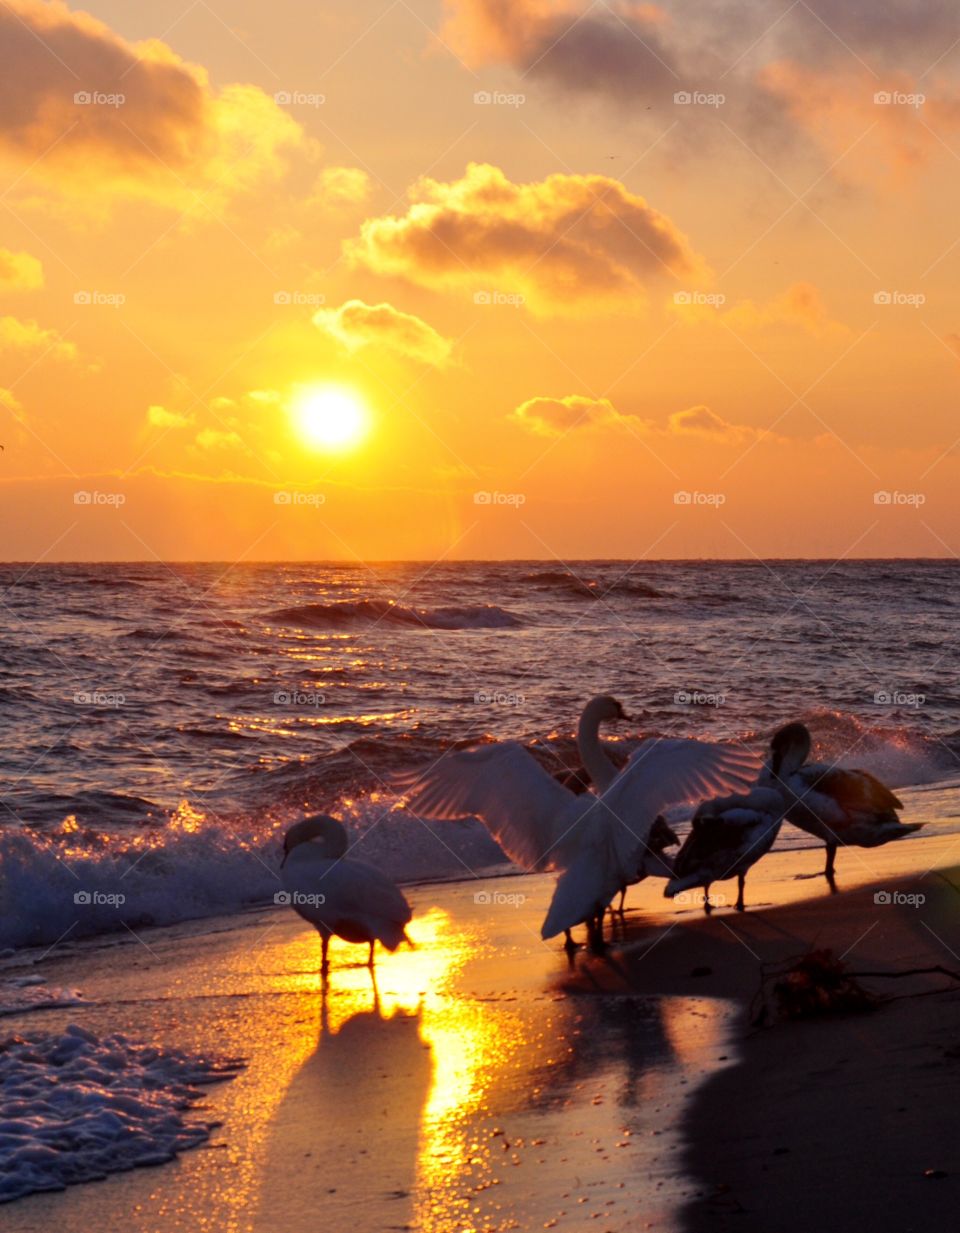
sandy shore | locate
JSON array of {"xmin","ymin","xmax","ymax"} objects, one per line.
[{"xmin": 2, "ymin": 832, "xmax": 959, "ymax": 1231}]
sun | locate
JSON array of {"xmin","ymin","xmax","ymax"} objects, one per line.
[{"xmin": 292, "ymin": 385, "xmax": 369, "ymax": 451}]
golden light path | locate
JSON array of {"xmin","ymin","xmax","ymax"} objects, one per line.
[{"xmin": 291, "ymin": 385, "xmax": 370, "ymax": 451}]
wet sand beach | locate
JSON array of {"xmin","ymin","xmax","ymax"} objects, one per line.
[{"xmin": 2, "ymin": 833, "xmax": 958, "ymax": 1232}]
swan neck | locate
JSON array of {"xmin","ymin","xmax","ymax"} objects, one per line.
[{"xmin": 577, "ymin": 706, "xmax": 617, "ymax": 791}]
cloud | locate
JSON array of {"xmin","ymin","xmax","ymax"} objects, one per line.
[
  {"xmin": 312, "ymin": 299, "xmax": 453, "ymax": 365},
  {"xmin": 147, "ymin": 404, "xmax": 193, "ymax": 428},
  {"xmin": 0, "ymin": 316, "xmax": 77, "ymax": 360},
  {"xmin": 440, "ymin": 3, "xmax": 960, "ymax": 176},
  {"xmin": 347, "ymin": 162, "xmax": 703, "ymax": 313},
  {"xmin": 195, "ymin": 427, "xmax": 245, "ymax": 451},
  {"xmin": 722, "ymin": 283, "xmax": 847, "ymax": 337},
  {"xmin": 0, "ymin": 388, "xmax": 23, "ymax": 412},
  {"xmin": 667, "ymin": 404, "xmax": 786, "ymax": 445},
  {"xmin": 0, "ymin": 0, "xmax": 302, "ymax": 212},
  {"xmin": 510, "ymin": 394, "xmax": 640, "ymax": 436},
  {"xmin": 311, "ymin": 166, "xmax": 372, "ymax": 208},
  {"xmin": 0, "ymin": 249, "xmax": 43, "ymax": 291},
  {"xmin": 442, "ymin": 2, "xmax": 680, "ymax": 102}
]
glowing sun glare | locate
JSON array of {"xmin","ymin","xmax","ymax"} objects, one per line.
[{"xmin": 293, "ymin": 386, "xmax": 369, "ymax": 451}]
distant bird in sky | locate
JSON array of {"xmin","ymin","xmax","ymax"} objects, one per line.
[{"xmin": 281, "ymin": 815, "xmax": 413, "ymax": 973}]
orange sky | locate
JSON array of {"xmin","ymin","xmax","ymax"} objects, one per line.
[{"xmin": 1, "ymin": 0, "xmax": 959, "ymax": 561}]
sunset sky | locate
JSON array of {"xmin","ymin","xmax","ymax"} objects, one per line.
[{"xmin": 1, "ymin": 0, "xmax": 959, "ymax": 561}]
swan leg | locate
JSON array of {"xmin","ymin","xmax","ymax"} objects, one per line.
[
  {"xmin": 320, "ymin": 931, "xmax": 330, "ymax": 974},
  {"xmin": 736, "ymin": 873, "xmax": 746, "ymax": 912},
  {"xmin": 563, "ymin": 929, "xmax": 579, "ymax": 953},
  {"xmin": 824, "ymin": 844, "xmax": 838, "ymax": 893},
  {"xmin": 617, "ymin": 886, "xmax": 627, "ymax": 915},
  {"xmin": 703, "ymin": 886, "xmax": 713, "ymax": 916},
  {"xmin": 367, "ymin": 940, "xmax": 376, "ymax": 969}
]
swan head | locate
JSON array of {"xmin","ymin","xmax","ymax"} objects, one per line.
[
  {"xmin": 282, "ymin": 814, "xmax": 349, "ymax": 863},
  {"xmin": 770, "ymin": 722, "xmax": 811, "ymax": 778},
  {"xmin": 583, "ymin": 694, "xmax": 631, "ymax": 724}
]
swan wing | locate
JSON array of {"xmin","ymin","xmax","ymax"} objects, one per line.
[
  {"xmin": 390, "ymin": 742, "xmax": 579, "ymax": 871},
  {"xmin": 597, "ymin": 737, "xmax": 763, "ymax": 868}
]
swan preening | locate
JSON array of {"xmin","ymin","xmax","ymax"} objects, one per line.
[
  {"xmin": 281, "ymin": 815, "xmax": 413, "ymax": 972},
  {"xmin": 665, "ymin": 721, "xmax": 921, "ymax": 913},
  {"xmin": 391, "ymin": 694, "xmax": 760, "ymax": 947}
]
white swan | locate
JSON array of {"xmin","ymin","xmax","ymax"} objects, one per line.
[
  {"xmin": 281, "ymin": 815, "xmax": 413, "ymax": 972},
  {"xmin": 772, "ymin": 722, "xmax": 922, "ymax": 891},
  {"xmin": 392, "ymin": 719, "xmax": 760, "ymax": 948}
]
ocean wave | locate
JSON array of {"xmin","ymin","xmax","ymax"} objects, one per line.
[
  {"xmin": 0, "ymin": 800, "xmax": 508, "ymax": 951},
  {"xmin": 0, "ymin": 1024, "xmax": 241, "ymax": 1204},
  {"xmin": 269, "ymin": 599, "xmax": 524, "ymax": 630},
  {"xmin": 524, "ymin": 570, "xmax": 666, "ymax": 599}
]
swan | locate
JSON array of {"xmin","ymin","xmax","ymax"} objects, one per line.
[
  {"xmin": 772, "ymin": 722, "xmax": 922, "ymax": 891},
  {"xmin": 281, "ymin": 815, "xmax": 413, "ymax": 972},
  {"xmin": 664, "ymin": 724, "xmax": 805, "ymax": 913},
  {"xmin": 391, "ymin": 721, "xmax": 760, "ymax": 948}
]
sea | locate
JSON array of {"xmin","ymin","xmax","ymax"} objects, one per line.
[{"xmin": 1, "ymin": 558, "xmax": 958, "ymax": 952}]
